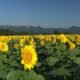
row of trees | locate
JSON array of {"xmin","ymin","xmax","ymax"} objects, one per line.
[{"xmin": 0, "ymin": 29, "xmax": 71, "ymax": 35}]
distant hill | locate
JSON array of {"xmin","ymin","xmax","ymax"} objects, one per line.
[{"xmin": 0, "ymin": 25, "xmax": 80, "ymax": 35}]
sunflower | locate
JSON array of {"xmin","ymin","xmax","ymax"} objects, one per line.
[
  {"xmin": 0, "ymin": 42, "xmax": 8, "ymax": 52},
  {"xmin": 40, "ymin": 40, "xmax": 45, "ymax": 45},
  {"xmin": 67, "ymin": 41, "xmax": 75, "ymax": 49},
  {"xmin": 58, "ymin": 34, "xmax": 67, "ymax": 43},
  {"xmin": 14, "ymin": 43, "xmax": 19, "ymax": 49},
  {"xmin": 21, "ymin": 45, "xmax": 38, "ymax": 70},
  {"xmin": 29, "ymin": 40, "xmax": 36, "ymax": 48}
]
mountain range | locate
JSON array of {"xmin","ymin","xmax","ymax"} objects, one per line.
[{"xmin": 0, "ymin": 25, "xmax": 80, "ymax": 34}]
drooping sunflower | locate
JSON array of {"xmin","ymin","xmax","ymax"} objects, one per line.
[
  {"xmin": 67, "ymin": 40, "xmax": 75, "ymax": 49},
  {"xmin": 0, "ymin": 42, "xmax": 8, "ymax": 52},
  {"xmin": 21, "ymin": 45, "xmax": 38, "ymax": 70}
]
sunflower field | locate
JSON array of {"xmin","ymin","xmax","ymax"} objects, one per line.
[{"xmin": 0, "ymin": 34, "xmax": 80, "ymax": 80}]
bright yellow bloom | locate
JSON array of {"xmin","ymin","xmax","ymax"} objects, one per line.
[
  {"xmin": 58, "ymin": 34, "xmax": 67, "ymax": 43},
  {"xmin": 21, "ymin": 45, "xmax": 38, "ymax": 70},
  {"xmin": 29, "ymin": 40, "xmax": 36, "ymax": 45},
  {"xmin": 76, "ymin": 41, "xmax": 80, "ymax": 45},
  {"xmin": 0, "ymin": 42, "xmax": 8, "ymax": 52},
  {"xmin": 67, "ymin": 41, "xmax": 75, "ymax": 49},
  {"xmin": 52, "ymin": 35, "xmax": 56, "ymax": 43},
  {"xmin": 19, "ymin": 39, "xmax": 25, "ymax": 47},
  {"xmin": 29, "ymin": 39, "xmax": 36, "ymax": 48},
  {"xmin": 77, "ymin": 35, "xmax": 80, "ymax": 41},
  {"xmin": 20, "ymin": 39, "xmax": 25, "ymax": 43},
  {"xmin": 20, "ymin": 42, "xmax": 24, "ymax": 47}
]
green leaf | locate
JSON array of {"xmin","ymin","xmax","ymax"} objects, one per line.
[
  {"xmin": 69, "ymin": 48, "xmax": 80, "ymax": 58},
  {"xmin": 46, "ymin": 57, "xmax": 59, "ymax": 66},
  {"xmin": 0, "ymin": 70, "xmax": 7, "ymax": 79},
  {"xmin": 37, "ymin": 75, "xmax": 45, "ymax": 80},
  {"xmin": 74, "ymin": 65, "xmax": 80, "ymax": 80},
  {"xmin": 53, "ymin": 66, "xmax": 71, "ymax": 76},
  {"xmin": 7, "ymin": 70, "xmax": 23, "ymax": 80},
  {"xmin": 35, "ymin": 62, "xmax": 42, "ymax": 67},
  {"xmin": 55, "ymin": 43, "xmax": 67, "ymax": 51},
  {"xmin": 23, "ymin": 70, "xmax": 45, "ymax": 80},
  {"xmin": 74, "ymin": 58, "xmax": 80, "ymax": 64},
  {"xmin": 0, "ymin": 53, "xmax": 7, "ymax": 61},
  {"xmin": 0, "ymin": 62, "xmax": 5, "ymax": 70}
]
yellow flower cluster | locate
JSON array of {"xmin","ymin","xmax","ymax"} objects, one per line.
[
  {"xmin": 0, "ymin": 34, "xmax": 78, "ymax": 50},
  {"xmin": 0, "ymin": 34, "xmax": 80, "ymax": 70}
]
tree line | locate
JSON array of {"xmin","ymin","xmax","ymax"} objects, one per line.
[{"xmin": 0, "ymin": 29, "xmax": 71, "ymax": 35}]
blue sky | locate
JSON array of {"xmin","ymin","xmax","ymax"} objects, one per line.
[{"xmin": 0, "ymin": 0, "xmax": 80, "ymax": 28}]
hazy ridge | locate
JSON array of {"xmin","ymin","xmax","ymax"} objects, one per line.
[{"xmin": 0, "ymin": 25, "xmax": 80, "ymax": 34}]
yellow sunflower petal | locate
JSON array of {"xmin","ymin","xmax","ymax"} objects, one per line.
[{"xmin": 21, "ymin": 45, "xmax": 38, "ymax": 70}]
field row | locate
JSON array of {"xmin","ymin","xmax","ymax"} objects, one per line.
[{"xmin": 0, "ymin": 34, "xmax": 80, "ymax": 80}]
